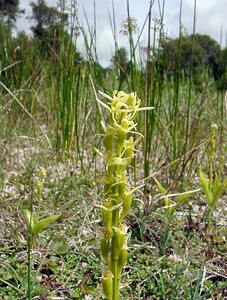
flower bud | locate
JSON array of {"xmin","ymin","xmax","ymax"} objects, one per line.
[
  {"xmin": 104, "ymin": 136, "xmax": 114, "ymax": 153},
  {"xmin": 104, "ymin": 128, "xmax": 115, "ymax": 152},
  {"xmin": 123, "ymin": 137, "xmax": 134, "ymax": 159},
  {"xmin": 117, "ymin": 128, "xmax": 127, "ymax": 147},
  {"xmin": 126, "ymin": 92, "xmax": 135, "ymax": 106},
  {"xmin": 112, "ymin": 224, "xmax": 127, "ymax": 259},
  {"xmin": 117, "ymin": 181, "xmax": 126, "ymax": 201},
  {"xmin": 37, "ymin": 182, "xmax": 43, "ymax": 195},
  {"xmin": 211, "ymin": 123, "xmax": 218, "ymax": 132},
  {"xmin": 102, "ymin": 202, "xmax": 113, "ymax": 235},
  {"xmin": 39, "ymin": 167, "xmax": 46, "ymax": 181},
  {"xmin": 117, "ymin": 246, "xmax": 128, "ymax": 276},
  {"xmin": 102, "ymin": 269, "xmax": 113, "ymax": 300},
  {"xmin": 115, "ymin": 173, "xmax": 126, "ymax": 200},
  {"xmin": 120, "ymin": 193, "xmax": 132, "ymax": 222},
  {"xmin": 100, "ymin": 238, "xmax": 110, "ymax": 263}
]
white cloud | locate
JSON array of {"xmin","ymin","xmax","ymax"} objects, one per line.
[
  {"xmin": 165, "ymin": 0, "xmax": 227, "ymax": 46},
  {"xmin": 16, "ymin": 0, "xmax": 227, "ymax": 66}
]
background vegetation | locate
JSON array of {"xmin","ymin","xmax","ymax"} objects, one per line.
[{"xmin": 0, "ymin": 0, "xmax": 226, "ymax": 299}]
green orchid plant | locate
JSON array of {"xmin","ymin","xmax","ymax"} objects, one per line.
[
  {"xmin": 199, "ymin": 124, "xmax": 227, "ymax": 222},
  {"xmin": 154, "ymin": 177, "xmax": 193, "ymax": 219},
  {"xmin": 153, "ymin": 177, "xmax": 196, "ymax": 254},
  {"xmin": 25, "ymin": 168, "xmax": 61, "ymax": 248},
  {"xmin": 96, "ymin": 90, "xmax": 153, "ymax": 300}
]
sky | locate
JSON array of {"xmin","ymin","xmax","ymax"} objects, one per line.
[{"xmin": 16, "ymin": 0, "xmax": 227, "ymax": 67}]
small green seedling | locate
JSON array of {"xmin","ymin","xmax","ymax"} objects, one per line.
[
  {"xmin": 96, "ymin": 90, "xmax": 153, "ymax": 300},
  {"xmin": 25, "ymin": 168, "xmax": 61, "ymax": 248}
]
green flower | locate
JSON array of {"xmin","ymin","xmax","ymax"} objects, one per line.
[{"xmin": 96, "ymin": 90, "xmax": 153, "ymax": 300}]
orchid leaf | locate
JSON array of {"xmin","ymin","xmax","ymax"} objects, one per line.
[
  {"xmin": 32, "ymin": 214, "xmax": 61, "ymax": 235},
  {"xmin": 25, "ymin": 210, "xmax": 38, "ymax": 232},
  {"xmin": 199, "ymin": 167, "xmax": 213, "ymax": 206},
  {"xmin": 176, "ymin": 191, "xmax": 192, "ymax": 204},
  {"xmin": 154, "ymin": 177, "xmax": 166, "ymax": 194},
  {"xmin": 164, "ymin": 197, "xmax": 176, "ymax": 217}
]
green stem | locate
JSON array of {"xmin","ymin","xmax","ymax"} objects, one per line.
[
  {"xmin": 209, "ymin": 160, "xmax": 213, "ymax": 189},
  {"xmin": 113, "ymin": 262, "xmax": 120, "ymax": 300},
  {"xmin": 111, "ymin": 236, "xmax": 120, "ymax": 300},
  {"xmin": 27, "ymin": 220, "xmax": 31, "ymax": 299},
  {"xmin": 161, "ymin": 221, "xmax": 170, "ymax": 256},
  {"xmin": 112, "ymin": 207, "xmax": 119, "ymax": 228},
  {"xmin": 37, "ymin": 191, "xmax": 41, "ymax": 220}
]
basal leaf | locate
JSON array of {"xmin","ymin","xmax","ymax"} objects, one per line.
[
  {"xmin": 32, "ymin": 214, "xmax": 61, "ymax": 235},
  {"xmin": 164, "ymin": 197, "xmax": 171, "ymax": 206},
  {"xmin": 164, "ymin": 196, "xmax": 176, "ymax": 217},
  {"xmin": 176, "ymin": 191, "xmax": 192, "ymax": 204},
  {"xmin": 154, "ymin": 177, "xmax": 166, "ymax": 194},
  {"xmin": 24, "ymin": 210, "xmax": 38, "ymax": 232},
  {"xmin": 199, "ymin": 167, "xmax": 213, "ymax": 206}
]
